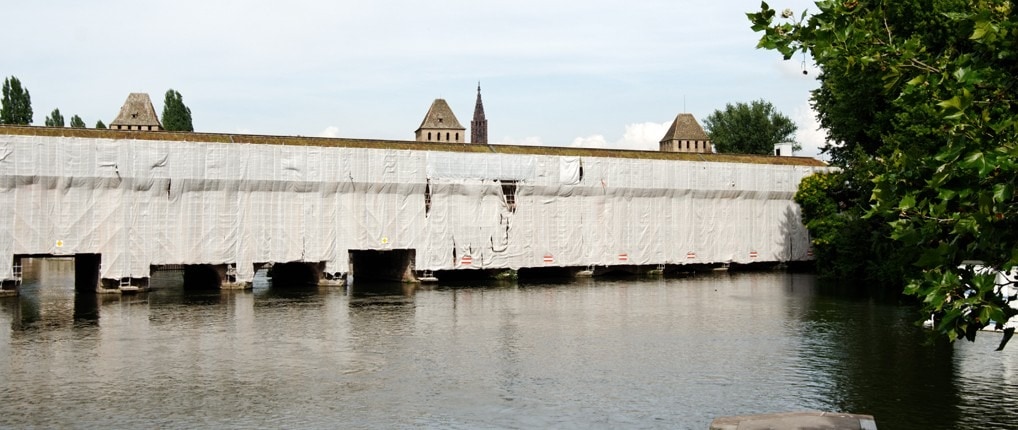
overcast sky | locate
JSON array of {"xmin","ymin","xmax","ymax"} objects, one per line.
[{"xmin": 5, "ymin": 0, "xmax": 826, "ymax": 157}]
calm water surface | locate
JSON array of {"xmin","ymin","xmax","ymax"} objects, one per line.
[{"xmin": 2, "ymin": 259, "xmax": 1017, "ymax": 429}]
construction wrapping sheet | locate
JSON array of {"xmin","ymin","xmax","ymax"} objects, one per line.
[{"xmin": 0, "ymin": 134, "xmax": 831, "ymax": 283}]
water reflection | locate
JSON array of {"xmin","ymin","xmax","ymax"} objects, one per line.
[
  {"xmin": 788, "ymin": 275, "xmax": 961, "ymax": 427},
  {"xmin": 2, "ymin": 269, "xmax": 1018, "ymax": 428},
  {"xmin": 72, "ymin": 292, "xmax": 99, "ymax": 325},
  {"xmin": 3, "ymin": 258, "xmax": 80, "ymax": 331},
  {"xmin": 349, "ymin": 280, "xmax": 417, "ymax": 298}
]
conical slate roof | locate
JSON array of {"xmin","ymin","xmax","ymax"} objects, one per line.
[
  {"xmin": 472, "ymin": 85, "xmax": 486, "ymax": 122},
  {"xmin": 660, "ymin": 113, "xmax": 708, "ymax": 143},
  {"xmin": 416, "ymin": 99, "xmax": 464, "ymax": 132},
  {"xmin": 471, "ymin": 84, "xmax": 488, "ymax": 144},
  {"xmin": 110, "ymin": 93, "xmax": 162, "ymax": 128}
]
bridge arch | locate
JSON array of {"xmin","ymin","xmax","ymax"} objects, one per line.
[
  {"xmin": 182, "ymin": 265, "xmax": 223, "ymax": 290},
  {"xmin": 269, "ymin": 262, "xmax": 321, "ymax": 287},
  {"xmin": 349, "ymin": 249, "xmax": 415, "ymax": 284}
]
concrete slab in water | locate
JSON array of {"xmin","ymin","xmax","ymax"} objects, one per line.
[{"xmin": 710, "ymin": 411, "xmax": 877, "ymax": 430}]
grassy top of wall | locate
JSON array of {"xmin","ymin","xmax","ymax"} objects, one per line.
[{"xmin": 0, "ymin": 125, "xmax": 828, "ymax": 167}]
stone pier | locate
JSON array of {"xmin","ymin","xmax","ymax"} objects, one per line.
[{"xmin": 0, "ymin": 279, "xmax": 18, "ymax": 297}]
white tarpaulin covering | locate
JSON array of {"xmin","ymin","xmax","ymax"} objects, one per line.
[{"xmin": 0, "ymin": 134, "xmax": 830, "ymax": 283}]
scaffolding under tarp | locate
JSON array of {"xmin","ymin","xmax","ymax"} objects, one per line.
[{"xmin": 0, "ymin": 131, "xmax": 831, "ymax": 284}]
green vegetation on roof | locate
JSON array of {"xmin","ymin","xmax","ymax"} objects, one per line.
[{"xmin": 0, "ymin": 125, "xmax": 827, "ymax": 167}]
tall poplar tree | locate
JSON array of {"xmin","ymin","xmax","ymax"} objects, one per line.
[
  {"xmin": 95, "ymin": 120, "xmax": 106, "ymax": 129},
  {"xmin": 1, "ymin": 76, "xmax": 33, "ymax": 125},
  {"xmin": 45, "ymin": 108, "xmax": 65, "ymax": 127},
  {"xmin": 69, "ymin": 115, "xmax": 86, "ymax": 128},
  {"xmin": 161, "ymin": 89, "xmax": 194, "ymax": 132}
]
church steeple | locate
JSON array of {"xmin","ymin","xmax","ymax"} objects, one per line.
[{"xmin": 471, "ymin": 83, "xmax": 488, "ymax": 144}]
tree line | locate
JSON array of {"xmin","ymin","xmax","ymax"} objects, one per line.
[{"xmin": 1, "ymin": 76, "xmax": 194, "ymax": 132}]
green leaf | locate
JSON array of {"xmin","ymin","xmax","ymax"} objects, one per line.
[
  {"xmin": 971, "ymin": 19, "xmax": 998, "ymax": 41},
  {"xmin": 938, "ymin": 95, "xmax": 963, "ymax": 111},
  {"xmin": 979, "ymin": 306, "xmax": 992, "ymax": 325},
  {"xmin": 952, "ymin": 217, "xmax": 978, "ymax": 235},
  {"xmin": 916, "ymin": 244, "xmax": 949, "ymax": 267},
  {"xmin": 988, "ymin": 307, "xmax": 1007, "ymax": 325},
  {"xmin": 899, "ymin": 194, "xmax": 916, "ymax": 210},
  {"xmin": 963, "ymin": 151, "xmax": 993, "ymax": 177},
  {"xmin": 993, "ymin": 184, "xmax": 1013, "ymax": 204},
  {"xmin": 928, "ymin": 170, "xmax": 950, "ymax": 189},
  {"xmin": 953, "ymin": 67, "xmax": 969, "ymax": 82},
  {"xmin": 971, "ymin": 24, "xmax": 988, "ymax": 40}
]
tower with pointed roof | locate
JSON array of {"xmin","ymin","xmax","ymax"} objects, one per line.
[
  {"xmin": 109, "ymin": 93, "xmax": 163, "ymax": 131},
  {"xmin": 415, "ymin": 99, "xmax": 465, "ymax": 143},
  {"xmin": 659, "ymin": 113, "xmax": 712, "ymax": 153},
  {"xmin": 471, "ymin": 84, "xmax": 488, "ymax": 144}
]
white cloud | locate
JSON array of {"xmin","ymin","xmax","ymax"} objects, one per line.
[
  {"xmin": 619, "ymin": 122, "xmax": 669, "ymax": 151},
  {"xmin": 318, "ymin": 126, "xmax": 340, "ymax": 138},
  {"xmin": 495, "ymin": 136, "xmax": 545, "ymax": 146},
  {"xmin": 567, "ymin": 121, "xmax": 670, "ymax": 151},
  {"xmin": 570, "ymin": 134, "xmax": 609, "ymax": 149},
  {"xmin": 790, "ymin": 102, "xmax": 828, "ymax": 159}
]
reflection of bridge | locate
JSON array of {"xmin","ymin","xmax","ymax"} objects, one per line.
[{"xmin": 0, "ymin": 127, "xmax": 830, "ymax": 294}]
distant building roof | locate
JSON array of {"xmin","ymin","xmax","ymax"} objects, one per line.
[
  {"xmin": 416, "ymin": 99, "xmax": 464, "ymax": 132},
  {"xmin": 110, "ymin": 93, "xmax": 162, "ymax": 129},
  {"xmin": 660, "ymin": 113, "xmax": 709, "ymax": 143}
]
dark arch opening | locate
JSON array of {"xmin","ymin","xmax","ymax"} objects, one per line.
[
  {"xmin": 516, "ymin": 266, "xmax": 582, "ymax": 282},
  {"xmin": 349, "ymin": 249, "xmax": 414, "ymax": 283},
  {"xmin": 269, "ymin": 262, "xmax": 319, "ymax": 287},
  {"xmin": 183, "ymin": 264, "xmax": 222, "ymax": 290}
]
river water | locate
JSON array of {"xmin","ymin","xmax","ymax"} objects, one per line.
[{"xmin": 2, "ymin": 259, "xmax": 1017, "ymax": 429}]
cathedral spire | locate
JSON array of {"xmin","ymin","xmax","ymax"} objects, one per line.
[{"xmin": 471, "ymin": 82, "xmax": 488, "ymax": 144}]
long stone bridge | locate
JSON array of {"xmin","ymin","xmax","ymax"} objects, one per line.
[{"xmin": 0, "ymin": 126, "xmax": 830, "ymax": 294}]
